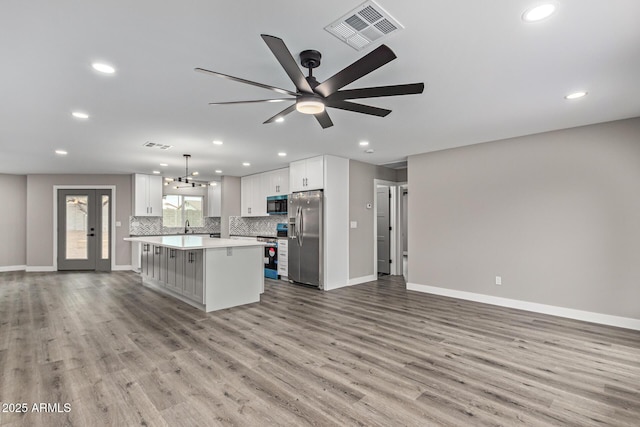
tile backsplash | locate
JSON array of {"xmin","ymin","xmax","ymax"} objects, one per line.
[
  {"xmin": 229, "ymin": 215, "xmax": 287, "ymax": 237},
  {"xmin": 129, "ymin": 215, "xmax": 285, "ymax": 237},
  {"xmin": 129, "ymin": 216, "xmax": 220, "ymax": 236}
]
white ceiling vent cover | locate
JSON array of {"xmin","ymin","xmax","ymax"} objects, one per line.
[
  {"xmin": 325, "ymin": 0, "xmax": 403, "ymax": 51},
  {"xmin": 143, "ymin": 141, "xmax": 173, "ymax": 150}
]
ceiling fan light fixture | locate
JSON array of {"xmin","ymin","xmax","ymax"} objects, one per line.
[{"xmin": 296, "ymin": 97, "xmax": 325, "ymax": 115}]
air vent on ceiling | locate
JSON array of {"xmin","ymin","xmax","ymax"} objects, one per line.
[
  {"xmin": 325, "ymin": 0, "xmax": 403, "ymax": 51},
  {"xmin": 143, "ymin": 141, "xmax": 173, "ymax": 150}
]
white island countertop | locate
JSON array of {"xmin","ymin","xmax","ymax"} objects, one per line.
[{"xmin": 124, "ymin": 235, "xmax": 265, "ymax": 250}]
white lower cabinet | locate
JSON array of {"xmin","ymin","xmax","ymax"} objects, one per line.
[
  {"xmin": 277, "ymin": 239, "xmax": 288, "ymax": 277},
  {"xmin": 142, "ymin": 247, "xmax": 204, "ymax": 304}
]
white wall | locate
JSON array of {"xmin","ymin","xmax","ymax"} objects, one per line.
[
  {"xmin": 348, "ymin": 160, "xmax": 398, "ymax": 282},
  {"xmin": 407, "ymin": 118, "xmax": 640, "ymax": 325},
  {"xmin": 220, "ymin": 176, "xmax": 240, "ymax": 238},
  {"xmin": 323, "ymin": 156, "xmax": 349, "ymax": 290},
  {"xmin": 0, "ymin": 174, "xmax": 27, "ymax": 270}
]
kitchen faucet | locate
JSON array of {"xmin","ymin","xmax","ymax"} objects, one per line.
[{"xmin": 184, "ymin": 219, "xmax": 190, "ymax": 234}]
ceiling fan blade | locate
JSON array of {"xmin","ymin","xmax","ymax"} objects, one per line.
[
  {"xmin": 314, "ymin": 110, "xmax": 334, "ymax": 129},
  {"xmin": 261, "ymin": 35, "xmax": 314, "ymax": 94},
  {"xmin": 209, "ymin": 98, "xmax": 295, "ymax": 105},
  {"xmin": 326, "ymin": 100, "xmax": 391, "ymax": 117},
  {"xmin": 327, "ymin": 83, "xmax": 425, "ymax": 101},
  {"xmin": 314, "ymin": 45, "xmax": 397, "ymax": 98},
  {"xmin": 195, "ymin": 67, "xmax": 298, "ymax": 97},
  {"xmin": 263, "ymin": 103, "xmax": 297, "ymax": 124}
]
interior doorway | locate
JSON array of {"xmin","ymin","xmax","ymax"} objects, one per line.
[
  {"xmin": 373, "ymin": 180, "xmax": 400, "ymax": 277},
  {"xmin": 57, "ymin": 189, "xmax": 112, "ymax": 271},
  {"xmin": 376, "ymin": 186, "xmax": 391, "ymax": 275}
]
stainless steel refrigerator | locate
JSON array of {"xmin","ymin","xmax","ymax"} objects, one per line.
[{"xmin": 288, "ymin": 190, "xmax": 323, "ymax": 288}]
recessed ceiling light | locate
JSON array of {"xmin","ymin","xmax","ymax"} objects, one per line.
[
  {"xmin": 522, "ymin": 3, "xmax": 556, "ymax": 22},
  {"xmin": 565, "ymin": 91, "xmax": 588, "ymax": 100},
  {"xmin": 55, "ymin": 150, "xmax": 68, "ymax": 155},
  {"xmin": 152, "ymin": 170, "xmax": 160, "ymax": 174},
  {"xmin": 165, "ymin": 177, "xmax": 174, "ymax": 182},
  {"xmin": 192, "ymin": 171, "xmax": 199, "ymax": 176},
  {"xmin": 275, "ymin": 117, "xmax": 285, "ymax": 123},
  {"xmin": 159, "ymin": 163, "xmax": 168, "ymax": 167},
  {"xmin": 72, "ymin": 111, "xmax": 89, "ymax": 119},
  {"xmin": 242, "ymin": 162, "xmax": 251, "ymax": 167},
  {"xmin": 209, "ymin": 182, "xmax": 218, "ymax": 186},
  {"xmin": 215, "ymin": 170, "xmax": 222, "ymax": 174},
  {"xmin": 91, "ymin": 62, "xmax": 115, "ymax": 74},
  {"xmin": 278, "ymin": 152, "xmax": 287, "ymax": 157},
  {"xmin": 359, "ymin": 141, "xmax": 369, "ymax": 146},
  {"xmin": 164, "ymin": 182, "xmax": 168, "ymax": 186},
  {"xmin": 212, "ymin": 140, "xmax": 223, "ymax": 145}
]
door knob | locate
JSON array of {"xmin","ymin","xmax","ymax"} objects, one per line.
[{"xmin": 86, "ymin": 233, "xmax": 95, "ymax": 237}]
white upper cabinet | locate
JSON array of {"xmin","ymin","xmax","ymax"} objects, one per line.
[
  {"xmin": 266, "ymin": 168, "xmax": 290, "ymax": 196},
  {"xmin": 252, "ymin": 174, "xmax": 268, "ymax": 217},
  {"xmin": 241, "ymin": 167, "xmax": 290, "ymax": 217},
  {"xmin": 240, "ymin": 175, "xmax": 254, "ymax": 217},
  {"xmin": 207, "ymin": 183, "xmax": 221, "ymax": 217},
  {"xmin": 289, "ymin": 156, "xmax": 324, "ymax": 192},
  {"xmin": 133, "ymin": 174, "xmax": 163, "ymax": 216},
  {"xmin": 241, "ymin": 174, "xmax": 267, "ymax": 217}
]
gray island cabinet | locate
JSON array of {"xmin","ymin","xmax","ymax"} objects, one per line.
[{"xmin": 125, "ymin": 236, "xmax": 265, "ymax": 312}]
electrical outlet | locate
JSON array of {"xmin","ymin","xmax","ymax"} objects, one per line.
[{"xmin": 495, "ymin": 276, "xmax": 502, "ymax": 285}]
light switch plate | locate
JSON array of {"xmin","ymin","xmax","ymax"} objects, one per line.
[
  {"xmin": 350, "ymin": 221, "xmax": 357, "ymax": 229},
  {"xmin": 115, "ymin": 221, "xmax": 122, "ymax": 227}
]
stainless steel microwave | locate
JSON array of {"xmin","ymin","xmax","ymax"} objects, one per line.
[{"xmin": 267, "ymin": 194, "xmax": 288, "ymax": 215}]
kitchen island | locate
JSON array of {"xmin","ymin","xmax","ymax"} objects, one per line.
[{"xmin": 125, "ymin": 235, "xmax": 265, "ymax": 312}]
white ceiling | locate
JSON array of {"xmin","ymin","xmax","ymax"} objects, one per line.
[{"xmin": 2, "ymin": 0, "xmax": 639, "ymax": 180}]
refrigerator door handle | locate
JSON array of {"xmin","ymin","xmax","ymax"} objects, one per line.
[
  {"xmin": 296, "ymin": 206, "xmax": 302, "ymax": 246},
  {"xmin": 299, "ymin": 207, "xmax": 304, "ymax": 247}
]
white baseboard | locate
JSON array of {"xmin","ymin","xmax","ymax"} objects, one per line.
[
  {"xmin": 26, "ymin": 266, "xmax": 56, "ymax": 272},
  {"xmin": 407, "ymin": 282, "xmax": 640, "ymax": 331},
  {"xmin": 0, "ymin": 265, "xmax": 26, "ymax": 272},
  {"xmin": 112, "ymin": 265, "xmax": 133, "ymax": 271},
  {"xmin": 348, "ymin": 275, "xmax": 377, "ymax": 286},
  {"xmin": 324, "ymin": 274, "xmax": 377, "ymax": 291}
]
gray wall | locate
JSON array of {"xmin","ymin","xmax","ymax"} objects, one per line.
[
  {"xmin": 0, "ymin": 174, "xmax": 27, "ymax": 268},
  {"xmin": 220, "ymin": 176, "xmax": 240, "ymax": 238},
  {"xmin": 407, "ymin": 117, "xmax": 640, "ymax": 319},
  {"xmin": 26, "ymin": 174, "xmax": 132, "ymax": 268},
  {"xmin": 349, "ymin": 160, "xmax": 398, "ymax": 280},
  {"xmin": 397, "ymin": 168, "xmax": 407, "ymax": 183}
]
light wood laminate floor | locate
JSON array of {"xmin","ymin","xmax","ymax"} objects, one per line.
[{"xmin": 1, "ymin": 271, "xmax": 639, "ymax": 426}]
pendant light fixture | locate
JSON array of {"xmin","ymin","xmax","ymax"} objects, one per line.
[{"xmin": 165, "ymin": 154, "xmax": 209, "ymax": 189}]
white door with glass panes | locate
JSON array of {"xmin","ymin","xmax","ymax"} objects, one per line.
[{"xmin": 57, "ymin": 189, "xmax": 112, "ymax": 271}]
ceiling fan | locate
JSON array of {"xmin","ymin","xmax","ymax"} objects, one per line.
[{"xmin": 195, "ymin": 34, "xmax": 424, "ymax": 129}]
